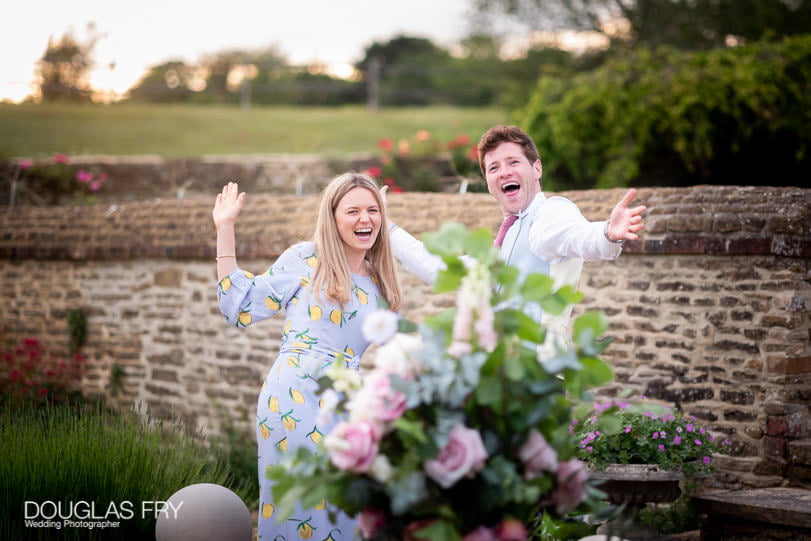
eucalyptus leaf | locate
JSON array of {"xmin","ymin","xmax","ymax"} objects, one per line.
[
  {"xmin": 463, "ymin": 227, "xmax": 496, "ymax": 261},
  {"xmin": 520, "ymin": 272, "xmax": 555, "ymax": 302},
  {"xmin": 423, "ymin": 222, "xmax": 468, "ymax": 257}
]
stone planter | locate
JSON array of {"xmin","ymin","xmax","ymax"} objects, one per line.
[
  {"xmin": 590, "ymin": 463, "xmax": 687, "ymax": 505},
  {"xmin": 590, "ymin": 463, "xmax": 691, "ymax": 540}
]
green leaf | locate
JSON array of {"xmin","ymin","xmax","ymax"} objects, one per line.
[
  {"xmin": 576, "ymin": 357, "xmax": 614, "ymax": 387},
  {"xmin": 433, "ymin": 257, "xmax": 466, "ymax": 293},
  {"xmin": 463, "ymin": 227, "xmax": 496, "ymax": 261},
  {"xmin": 520, "ymin": 272, "xmax": 555, "ymax": 302},
  {"xmin": 392, "ymin": 417, "xmax": 428, "ymax": 444},
  {"xmin": 504, "ymin": 352, "xmax": 525, "ymax": 381},
  {"xmin": 412, "ymin": 518, "xmax": 461, "ymax": 541},
  {"xmin": 423, "ymin": 222, "xmax": 468, "ymax": 257},
  {"xmin": 493, "ymin": 263, "xmax": 520, "ymax": 293},
  {"xmin": 572, "ymin": 310, "xmax": 608, "ymax": 345},
  {"xmin": 397, "ymin": 318, "xmax": 418, "ymax": 333},
  {"xmin": 475, "ymin": 375, "xmax": 502, "ymax": 406},
  {"xmin": 515, "ymin": 310, "xmax": 544, "ymax": 343}
]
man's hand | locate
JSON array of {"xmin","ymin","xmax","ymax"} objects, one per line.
[{"xmin": 606, "ymin": 188, "xmax": 646, "ymax": 242}]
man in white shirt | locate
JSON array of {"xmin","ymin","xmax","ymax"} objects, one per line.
[{"xmin": 386, "ymin": 125, "xmax": 646, "ymax": 330}]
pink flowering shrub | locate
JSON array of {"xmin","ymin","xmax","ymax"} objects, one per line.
[
  {"xmin": 365, "ymin": 130, "xmax": 485, "ymax": 193},
  {"xmin": 11, "ymin": 153, "xmax": 109, "ymax": 205},
  {"xmin": 571, "ymin": 398, "xmax": 730, "ymax": 476},
  {"xmin": 269, "ymin": 223, "xmax": 614, "ymax": 539},
  {"xmin": 0, "ymin": 338, "xmax": 84, "ymax": 406}
]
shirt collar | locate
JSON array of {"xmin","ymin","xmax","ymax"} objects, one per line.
[{"xmin": 517, "ymin": 192, "xmax": 546, "ymax": 220}]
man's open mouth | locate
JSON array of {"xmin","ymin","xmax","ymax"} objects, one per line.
[{"xmin": 502, "ymin": 181, "xmax": 520, "ymax": 195}]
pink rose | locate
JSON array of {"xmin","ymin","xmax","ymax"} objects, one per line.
[
  {"xmin": 324, "ymin": 419, "xmax": 380, "ymax": 473},
  {"xmin": 424, "ymin": 423, "xmax": 488, "ymax": 489},
  {"xmin": 462, "ymin": 526, "xmax": 498, "ymax": 541},
  {"xmin": 495, "ymin": 518, "xmax": 528, "ymax": 540},
  {"xmin": 358, "ymin": 507, "xmax": 387, "ymax": 539},
  {"xmin": 552, "ymin": 459, "xmax": 588, "ymax": 514},
  {"xmin": 19, "ymin": 158, "xmax": 33, "ymax": 171},
  {"xmin": 518, "ymin": 429, "xmax": 558, "ymax": 478},
  {"xmin": 364, "ymin": 369, "xmax": 408, "ymax": 422}
]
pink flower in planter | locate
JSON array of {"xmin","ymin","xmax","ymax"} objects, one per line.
[
  {"xmin": 424, "ymin": 423, "xmax": 488, "ymax": 488},
  {"xmin": 76, "ymin": 169, "xmax": 94, "ymax": 183},
  {"xmin": 19, "ymin": 158, "xmax": 33, "ymax": 170},
  {"xmin": 89, "ymin": 180, "xmax": 102, "ymax": 191},
  {"xmin": 53, "ymin": 153, "xmax": 69, "ymax": 164}
]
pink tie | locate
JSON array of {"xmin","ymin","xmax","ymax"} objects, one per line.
[{"xmin": 494, "ymin": 214, "xmax": 518, "ymax": 247}]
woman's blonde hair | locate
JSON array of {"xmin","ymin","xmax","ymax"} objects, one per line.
[{"xmin": 311, "ymin": 172, "xmax": 402, "ymax": 312}]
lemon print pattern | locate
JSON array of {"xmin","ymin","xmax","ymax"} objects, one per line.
[
  {"xmin": 218, "ymin": 242, "xmax": 378, "ymax": 540},
  {"xmin": 265, "ymin": 292, "xmax": 283, "ymax": 311},
  {"xmin": 306, "ymin": 427, "xmax": 324, "ymax": 445},
  {"xmin": 355, "ymin": 285, "xmax": 368, "ymax": 305},
  {"xmin": 296, "ymin": 518, "xmax": 314, "ymax": 540},
  {"xmin": 258, "ymin": 418, "xmax": 272, "ymax": 439}
]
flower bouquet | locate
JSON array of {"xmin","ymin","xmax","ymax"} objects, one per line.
[
  {"xmin": 571, "ymin": 397, "xmax": 729, "ymax": 477},
  {"xmin": 269, "ymin": 223, "xmax": 619, "ymax": 540}
]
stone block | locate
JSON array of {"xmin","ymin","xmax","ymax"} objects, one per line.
[
  {"xmin": 788, "ymin": 440, "xmax": 811, "ymax": 465},
  {"xmin": 695, "ymin": 487, "xmax": 811, "ymax": 529}
]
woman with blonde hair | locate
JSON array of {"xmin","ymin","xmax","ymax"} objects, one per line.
[{"xmin": 213, "ymin": 172, "xmax": 401, "ymax": 540}]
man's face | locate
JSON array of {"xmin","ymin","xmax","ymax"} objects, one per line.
[{"xmin": 483, "ymin": 142, "xmax": 542, "ymax": 215}]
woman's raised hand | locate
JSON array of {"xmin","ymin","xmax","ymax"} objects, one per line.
[{"xmin": 213, "ymin": 182, "xmax": 246, "ymax": 228}]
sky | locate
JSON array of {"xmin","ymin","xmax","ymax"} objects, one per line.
[{"xmin": 2, "ymin": 0, "xmax": 479, "ymax": 103}]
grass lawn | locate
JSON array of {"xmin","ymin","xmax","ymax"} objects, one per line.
[{"xmin": 0, "ymin": 103, "xmax": 508, "ymax": 158}]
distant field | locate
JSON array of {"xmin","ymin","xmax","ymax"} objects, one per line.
[{"xmin": 0, "ymin": 103, "xmax": 508, "ymax": 158}]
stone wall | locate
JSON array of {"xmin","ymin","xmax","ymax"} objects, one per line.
[{"xmin": 2, "ymin": 184, "xmax": 809, "ymax": 491}]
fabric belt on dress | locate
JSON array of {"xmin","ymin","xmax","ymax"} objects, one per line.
[{"xmin": 279, "ymin": 342, "xmax": 360, "ymax": 373}]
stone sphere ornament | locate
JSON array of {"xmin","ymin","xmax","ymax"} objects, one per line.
[{"xmin": 155, "ymin": 483, "xmax": 252, "ymax": 541}]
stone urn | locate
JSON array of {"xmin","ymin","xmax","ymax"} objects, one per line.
[{"xmin": 590, "ymin": 463, "xmax": 690, "ymax": 539}]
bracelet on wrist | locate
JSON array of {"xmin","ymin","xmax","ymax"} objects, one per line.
[
  {"xmin": 603, "ymin": 221, "xmax": 624, "ymax": 244},
  {"xmin": 216, "ymin": 254, "xmax": 236, "ymax": 261}
]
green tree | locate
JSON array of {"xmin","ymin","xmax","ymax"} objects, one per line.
[
  {"xmin": 356, "ymin": 35, "xmax": 453, "ymax": 105},
  {"xmin": 473, "ymin": 0, "xmax": 811, "ymax": 50},
  {"xmin": 37, "ymin": 26, "xmax": 100, "ymax": 102},
  {"xmin": 127, "ymin": 60, "xmax": 199, "ymax": 102},
  {"xmin": 520, "ymin": 35, "xmax": 811, "ymax": 189}
]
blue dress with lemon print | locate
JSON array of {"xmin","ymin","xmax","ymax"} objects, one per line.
[{"xmin": 218, "ymin": 241, "xmax": 380, "ymax": 541}]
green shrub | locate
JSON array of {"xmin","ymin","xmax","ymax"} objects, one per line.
[
  {"xmin": 520, "ymin": 35, "xmax": 811, "ymax": 190},
  {"xmin": 0, "ymin": 403, "xmax": 249, "ymax": 540}
]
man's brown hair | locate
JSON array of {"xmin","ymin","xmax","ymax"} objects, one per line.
[{"xmin": 477, "ymin": 125, "xmax": 541, "ymax": 176}]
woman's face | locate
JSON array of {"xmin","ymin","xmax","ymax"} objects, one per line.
[{"xmin": 333, "ymin": 187, "xmax": 381, "ymax": 256}]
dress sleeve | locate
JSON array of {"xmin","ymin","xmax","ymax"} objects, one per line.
[
  {"xmin": 217, "ymin": 244, "xmax": 310, "ymax": 327},
  {"xmin": 528, "ymin": 196, "xmax": 622, "ymax": 264}
]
